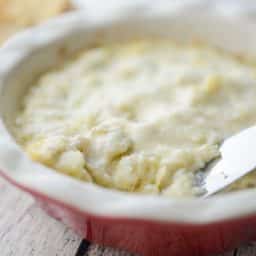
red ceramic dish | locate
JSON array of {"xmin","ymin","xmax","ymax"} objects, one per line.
[
  {"xmin": 1, "ymin": 8, "xmax": 256, "ymax": 256},
  {"xmin": 3, "ymin": 171, "xmax": 256, "ymax": 256}
]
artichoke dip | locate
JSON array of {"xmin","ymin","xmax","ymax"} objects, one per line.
[{"xmin": 13, "ymin": 40, "xmax": 256, "ymax": 197}]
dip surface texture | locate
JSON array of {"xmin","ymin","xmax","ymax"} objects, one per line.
[{"xmin": 14, "ymin": 40, "xmax": 256, "ymax": 197}]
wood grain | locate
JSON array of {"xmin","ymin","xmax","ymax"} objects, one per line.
[
  {"xmin": 85, "ymin": 244, "xmax": 136, "ymax": 256},
  {"xmin": 0, "ymin": 177, "xmax": 81, "ymax": 256},
  {"xmin": 236, "ymin": 243, "xmax": 256, "ymax": 256}
]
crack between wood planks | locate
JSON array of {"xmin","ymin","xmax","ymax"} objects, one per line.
[{"xmin": 75, "ymin": 239, "xmax": 91, "ymax": 256}]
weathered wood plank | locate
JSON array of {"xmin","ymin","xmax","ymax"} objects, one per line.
[
  {"xmin": 236, "ymin": 243, "xmax": 256, "ymax": 256},
  {"xmin": 86, "ymin": 244, "xmax": 135, "ymax": 256},
  {"xmin": 0, "ymin": 177, "xmax": 81, "ymax": 256}
]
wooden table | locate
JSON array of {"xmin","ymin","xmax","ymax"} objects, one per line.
[{"xmin": 0, "ymin": 177, "xmax": 255, "ymax": 256}]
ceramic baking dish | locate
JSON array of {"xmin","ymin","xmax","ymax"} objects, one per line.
[{"xmin": 1, "ymin": 7, "xmax": 256, "ymax": 256}]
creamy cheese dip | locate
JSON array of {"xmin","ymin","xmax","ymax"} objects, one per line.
[{"xmin": 13, "ymin": 40, "xmax": 256, "ymax": 197}]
